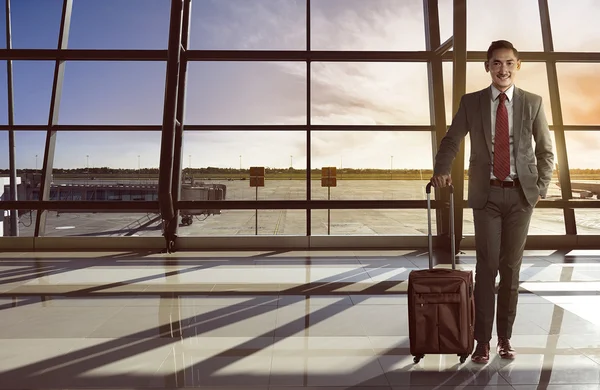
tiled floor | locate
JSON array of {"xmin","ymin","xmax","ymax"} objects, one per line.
[{"xmin": 1, "ymin": 249, "xmax": 600, "ymax": 389}]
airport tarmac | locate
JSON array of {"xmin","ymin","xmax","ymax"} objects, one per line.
[{"xmin": 11, "ymin": 179, "xmax": 600, "ymax": 237}]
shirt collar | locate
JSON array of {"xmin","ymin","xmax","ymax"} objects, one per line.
[{"xmin": 491, "ymin": 84, "xmax": 515, "ymax": 102}]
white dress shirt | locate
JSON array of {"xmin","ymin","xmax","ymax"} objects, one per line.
[{"xmin": 490, "ymin": 84, "xmax": 516, "ymax": 180}]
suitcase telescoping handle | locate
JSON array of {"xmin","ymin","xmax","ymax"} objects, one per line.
[{"xmin": 425, "ymin": 182, "xmax": 455, "ymax": 270}]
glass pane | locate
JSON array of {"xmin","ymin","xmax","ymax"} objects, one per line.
[
  {"xmin": 311, "ymin": 63, "xmax": 430, "ymax": 125},
  {"xmin": 186, "ymin": 62, "xmax": 306, "ymax": 125},
  {"xmin": 0, "ymin": 132, "xmax": 7, "ymax": 170},
  {"xmin": 442, "ymin": 62, "xmax": 453, "ymax": 126},
  {"xmin": 15, "ymin": 131, "xmax": 45, "ymax": 170},
  {"xmin": 53, "ymin": 131, "xmax": 161, "ymax": 171},
  {"xmin": 565, "ymin": 132, "xmax": 600, "ymax": 171},
  {"xmin": 466, "ymin": 0, "xmax": 543, "ymax": 51},
  {"xmin": 557, "ymin": 64, "xmax": 600, "ymax": 125},
  {"xmin": 0, "ymin": 4, "xmax": 5, "ymax": 49},
  {"xmin": 438, "ymin": 0, "xmax": 453, "ymax": 43},
  {"xmin": 310, "ymin": 131, "xmax": 432, "ymax": 199},
  {"xmin": 463, "ymin": 209, "xmax": 566, "ymax": 236},
  {"xmin": 574, "ymin": 210, "xmax": 600, "ymax": 235},
  {"xmin": 37, "ymin": 212, "xmax": 161, "ymax": 237},
  {"xmin": 69, "ymin": 0, "xmax": 170, "ymax": 49},
  {"xmin": 548, "ymin": 0, "xmax": 600, "ymax": 52},
  {"xmin": 13, "ymin": 61, "xmax": 55, "ymax": 124},
  {"xmin": 0, "ymin": 62, "xmax": 7, "ymax": 124},
  {"xmin": 312, "ymin": 209, "xmax": 432, "ymax": 236},
  {"xmin": 311, "ymin": 0, "xmax": 426, "ymax": 51},
  {"xmin": 1, "ymin": 131, "xmax": 28, "ymax": 237},
  {"xmin": 190, "ymin": 0, "xmax": 306, "ymax": 50},
  {"xmin": 564, "ymin": 132, "xmax": 600, "ymax": 241},
  {"xmin": 180, "ymin": 209, "xmax": 306, "ymax": 236},
  {"xmin": 182, "ymin": 131, "xmax": 307, "ymax": 201},
  {"xmin": 59, "ymin": 62, "xmax": 166, "ymax": 125},
  {"xmin": 11, "ymin": 0, "xmax": 62, "ymax": 48},
  {"xmin": 530, "ymin": 209, "xmax": 566, "ymax": 235},
  {"xmin": 465, "ymin": 62, "xmax": 553, "ymax": 125}
]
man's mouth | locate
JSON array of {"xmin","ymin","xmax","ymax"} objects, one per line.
[{"xmin": 497, "ymin": 74, "xmax": 510, "ymax": 81}]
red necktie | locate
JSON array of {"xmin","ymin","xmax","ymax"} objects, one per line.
[{"xmin": 494, "ymin": 93, "xmax": 510, "ymax": 181}]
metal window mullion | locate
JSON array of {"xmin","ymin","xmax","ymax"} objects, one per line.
[
  {"xmin": 306, "ymin": 0, "xmax": 311, "ymax": 237},
  {"xmin": 158, "ymin": 0, "xmax": 184, "ymax": 250},
  {"xmin": 424, "ymin": 0, "xmax": 449, "ymax": 238},
  {"xmin": 5, "ymin": 0, "xmax": 18, "ymax": 236},
  {"xmin": 170, "ymin": 0, "xmax": 192, "ymax": 237},
  {"xmin": 538, "ymin": 0, "xmax": 576, "ymax": 235},
  {"xmin": 449, "ymin": 0, "xmax": 467, "ymax": 251},
  {"xmin": 34, "ymin": 0, "xmax": 73, "ymax": 237}
]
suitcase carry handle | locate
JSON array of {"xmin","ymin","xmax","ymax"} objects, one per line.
[{"xmin": 425, "ymin": 182, "xmax": 455, "ymax": 270}]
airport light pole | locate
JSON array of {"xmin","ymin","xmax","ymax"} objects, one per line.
[
  {"xmin": 390, "ymin": 155, "xmax": 393, "ymax": 180},
  {"xmin": 138, "ymin": 155, "xmax": 141, "ymax": 183},
  {"xmin": 35, "ymin": 154, "xmax": 38, "ymax": 171}
]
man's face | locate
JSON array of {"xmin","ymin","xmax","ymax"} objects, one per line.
[{"xmin": 485, "ymin": 48, "xmax": 521, "ymax": 91}]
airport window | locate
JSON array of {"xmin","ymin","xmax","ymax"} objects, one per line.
[
  {"xmin": 190, "ymin": 0, "xmax": 307, "ymax": 51},
  {"xmin": 1, "ymin": 0, "xmax": 600, "ymax": 249},
  {"xmin": 564, "ymin": 132, "xmax": 600, "ymax": 236},
  {"xmin": 311, "ymin": 62, "xmax": 431, "ymax": 125},
  {"xmin": 441, "ymin": 62, "xmax": 453, "ymax": 126},
  {"xmin": 69, "ymin": 0, "xmax": 170, "ymax": 49},
  {"xmin": 14, "ymin": 131, "xmax": 45, "ymax": 171},
  {"xmin": 309, "ymin": 131, "xmax": 433, "ymax": 198},
  {"xmin": 437, "ymin": 0, "xmax": 453, "ymax": 43},
  {"xmin": 556, "ymin": 64, "xmax": 600, "ymax": 126},
  {"xmin": 176, "ymin": 209, "xmax": 306, "ymax": 236},
  {"xmin": 59, "ymin": 62, "xmax": 167, "ymax": 125},
  {"xmin": 0, "ymin": 62, "xmax": 7, "ymax": 125},
  {"xmin": 39, "ymin": 212, "xmax": 160, "ymax": 237},
  {"xmin": 10, "ymin": 0, "xmax": 62, "ymax": 49},
  {"xmin": 0, "ymin": 132, "xmax": 8, "ymax": 172},
  {"xmin": 311, "ymin": 0, "xmax": 426, "ymax": 51},
  {"xmin": 182, "ymin": 130, "xmax": 307, "ymax": 202},
  {"xmin": 548, "ymin": 0, "xmax": 600, "ymax": 52},
  {"xmin": 13, "ymin": 61, "xmax": 55, "ymax": 125},
  {"xmin": 312, "ymin": 209, "xmax": 433, "ymax": 236},
  {"xmin": 466, "ymin": 0, "xmax": 544, "ymax": 51},
  {"xmin": 53, "ymin": 131, "xmax": 161, "ymax": 176},
  {"xmin": 186, "ymin": 62, "xmax": 307, "ymax": 125}
]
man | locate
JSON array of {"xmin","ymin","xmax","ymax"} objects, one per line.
[{"xmin": 430, "ymin": 40, "xmax": 554, "ymax": 364}]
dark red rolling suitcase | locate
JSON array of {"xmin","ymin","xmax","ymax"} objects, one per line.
[{"xmin": 408, "ymin": 183, "xmax": 474, "ymax": 364}]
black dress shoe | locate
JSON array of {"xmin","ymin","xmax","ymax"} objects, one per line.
[
  {"xmin": 471, "ymin": 342, "xmax": 490, "ymax": 364},
  {"xmin": 497, "ymin": 337, "xmax": 516, "ymax": 359}
]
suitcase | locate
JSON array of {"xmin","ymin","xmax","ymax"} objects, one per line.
[{"xmin": 408, "ymin": 182, "xmax": 474, "ymax": 364}]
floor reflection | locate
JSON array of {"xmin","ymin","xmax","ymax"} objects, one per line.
[{"xmin": 0, "ymin": 250, "xmax": 599, "ymax": 388}]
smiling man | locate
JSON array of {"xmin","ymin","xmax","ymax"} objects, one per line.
[{"xmin": 430, "ymin": 40, "xmax": 554, "ymax": 364}]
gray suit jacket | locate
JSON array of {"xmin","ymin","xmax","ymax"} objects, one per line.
[{"xmin": 434, "ymin": 86, "xmax": 554, "ymax": 209}]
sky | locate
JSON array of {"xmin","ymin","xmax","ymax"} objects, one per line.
[{"xmin": 0, "ymin": 0, "xmax": 599, "ymax": 170}]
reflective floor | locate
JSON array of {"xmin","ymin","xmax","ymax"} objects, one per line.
[{"xmin": 1, "ymin": 249, "xmax": 600, "ymax": 389}]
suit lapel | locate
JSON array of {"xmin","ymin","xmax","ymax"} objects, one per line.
[
  {"xmin": 480, "ymin": 87, "xmax": 493, "ymax": 160},
  {"xmin": 513, "ymin": 87, "xmax": 524, "ymax": 154}
]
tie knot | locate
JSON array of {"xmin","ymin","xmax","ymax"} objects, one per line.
[{"xmin": 499, "ymin": 93, "xmax": 507, "ymax": 102}]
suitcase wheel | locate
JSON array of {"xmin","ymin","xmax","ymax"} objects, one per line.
[
  {"xmin": 413, "ymin": 355, "xmax": 424, "ymax": 364},
  {"xmin": 459, "ymin": 354, "xmax": 468, "ymax": 364}
]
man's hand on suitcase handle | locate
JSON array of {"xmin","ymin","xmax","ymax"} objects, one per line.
[{"xmin": 430, "ymin": 174, "xmax": 452, "ymax": 188}]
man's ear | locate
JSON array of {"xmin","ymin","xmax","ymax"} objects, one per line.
[
  {"xmin": 516, "ymin": 60, "xmax": 522, "ymax": 70},
  {"xmin": 484, "ymin": 61, "xmax": 490, "ymax": 72}
]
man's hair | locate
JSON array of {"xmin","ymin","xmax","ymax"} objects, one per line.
[{"xmin": 486, "ymin": 40, "xmax": 519, "ymax": 61}]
